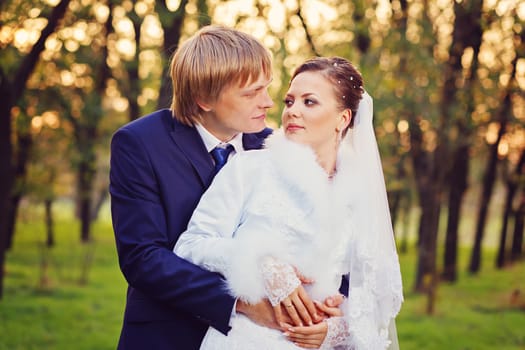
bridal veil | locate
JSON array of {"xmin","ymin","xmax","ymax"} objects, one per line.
[{"xmin": 342, "ymin": 91, "xmax": 404, "ymax": 349}]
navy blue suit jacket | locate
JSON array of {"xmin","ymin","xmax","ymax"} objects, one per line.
[{"xmin": 110, "ymin": 109, "xmax": 272, "ymax": 350}]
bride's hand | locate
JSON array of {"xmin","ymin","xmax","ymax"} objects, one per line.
[
  {"xmin": 261, "ymin": 256, "xmax": 320, "ymax": 327},
  {"xmin": 285, "ymin": 315, "xmax": 349, "ymax": 349},
  {"xmin": 274, "ymin": 285, "xmax": 320, "ymax": 328},
  {"xmin": 284, "ymin": 321, "xmax": 328, "ymax": 349}
]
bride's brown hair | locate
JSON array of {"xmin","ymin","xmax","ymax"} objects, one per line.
[{"xmin": 291, "ymin": 57, "xmax": 364, "ymax": 134}]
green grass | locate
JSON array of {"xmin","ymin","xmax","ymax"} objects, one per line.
[
  {"xmin": 1, "ymin": 219, "xmax": 126, "ymax": 350},
  {"xmin": 1, "ymin": 217, "xmax": 524, "ymax": 349},
  {"xmin": 397, "ymin": 249, "xmax": 525, "ymax": 350}
]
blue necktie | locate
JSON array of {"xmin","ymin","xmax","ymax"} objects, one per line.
[{"xmin": 211, "ymin": 144, "xmax": 234, "ymax": 173}]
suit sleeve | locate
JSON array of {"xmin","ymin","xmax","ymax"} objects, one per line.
[{"xmin": 110, "ymin": 127, "xmax": 235, "ymax": 335}]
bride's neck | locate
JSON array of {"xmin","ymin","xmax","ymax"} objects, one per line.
[{"xmin": 315, "ymin": 142, "xmax": 339, "ymax": 177}]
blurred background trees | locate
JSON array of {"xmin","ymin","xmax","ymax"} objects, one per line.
[{"xmin": 0, "ymin": 0, "xmax": 523, "ymax": 308}]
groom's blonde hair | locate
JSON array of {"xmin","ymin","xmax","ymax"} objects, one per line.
[{"xmin": 170, "ymin": 25, "xmax": 272, "ymax": 126}]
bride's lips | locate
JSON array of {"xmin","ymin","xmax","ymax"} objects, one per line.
[{"xmin": 286, "ymin": 123, "xmax": 304, "ymax": 132}]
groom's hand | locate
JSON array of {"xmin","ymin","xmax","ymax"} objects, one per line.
[
  {"xmin": 324, "ymin": 294, "xmax": 344, "ymax": 308},
  {"xmin": 236, "ymin": 298, "xmax": 291, "ymax": 330},
  {"xmin": 315, "ymin": 294, "xmax": 345, "ymax": 320}
]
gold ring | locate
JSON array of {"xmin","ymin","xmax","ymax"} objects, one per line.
[{"xmin": 284, "ymin": 303, "xmax": 293, "ymax": 307}]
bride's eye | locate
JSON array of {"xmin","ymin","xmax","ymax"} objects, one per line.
[
  {"xmin": 304, "ymin": 98, "xmax": 317, "ymax": 106},
  {"xmin": 283, "ymin": 98, "xmax": 294, "ymax": 107}
]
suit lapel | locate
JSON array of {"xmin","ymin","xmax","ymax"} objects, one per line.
[
  {"xmin": 242, "ymin": 127, "xmax": 273, "ymax": 150},
  {"xmin": 166, "ymin": 114, "xmax": 214, "ymax": 188},
  {"xmin": 166, "ymin": 112, "xmax": 272, "ymax": 187}
]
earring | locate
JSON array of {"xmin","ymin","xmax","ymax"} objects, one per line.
[{"xmin": 336, "ymin": 128, "xmax": 343, "ymax": 144}]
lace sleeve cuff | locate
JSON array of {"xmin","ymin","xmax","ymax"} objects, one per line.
[
  {"xmin": 320, "ymin": 317, "xmax": 350, "ymax": 349},
  {"xmin": 260, "ymin": 256, "xmax": 300, "ymax": 306}
]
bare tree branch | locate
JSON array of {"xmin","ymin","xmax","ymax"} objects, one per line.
[
  {"xmin": 13, "ymin": 0, "xmax": 71, "ymax": 102},
  {"xmin": 296, "ymin": 0, "xmax": 320, "ymax": 56}
]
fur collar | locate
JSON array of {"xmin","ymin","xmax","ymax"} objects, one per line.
[{"xmin": 263, "ymin": 129, "xmax": 358, "ymax": 210}]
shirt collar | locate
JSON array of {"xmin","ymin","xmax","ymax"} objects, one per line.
[{"xmin": 195, "ymin": 123, "xmax": 244, "ymax": 153}]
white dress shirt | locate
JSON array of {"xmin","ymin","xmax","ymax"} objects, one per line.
[{"xmin": 194, "ymin": 123, "xmax": 245, "ymax": 162}]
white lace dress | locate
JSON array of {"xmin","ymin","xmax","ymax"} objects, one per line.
[{"xmin": 174, "ymin": 131, "xmax": 403, "ymax": 350}]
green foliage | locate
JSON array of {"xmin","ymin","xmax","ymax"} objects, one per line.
[{"xmin": 1, "ymin": 215, "xmax": 524, "ymax": 350}]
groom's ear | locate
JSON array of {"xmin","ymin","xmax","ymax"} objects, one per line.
[{"xmin": 196, "ymin": 99, "xmax": 213, "ymax": 112}]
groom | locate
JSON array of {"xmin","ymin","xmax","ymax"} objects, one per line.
[
  {"xmin": 111, "ymin": 25, "xmax": 275, "ymax": 350},
  {"xmin": 110, "ymin": 25, "xmax": 343, "ymax": 350}
]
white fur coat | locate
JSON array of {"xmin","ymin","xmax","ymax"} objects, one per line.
[{"xmin": 174, "ymin": 130, "xmax": 402, "ymax": 349}]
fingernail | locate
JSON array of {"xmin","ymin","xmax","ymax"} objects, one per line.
[{"xmin": 284, "ymin": 332, "xmax": 290, "ymax": 336}]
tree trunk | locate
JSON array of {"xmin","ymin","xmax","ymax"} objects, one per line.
[
  {"xmin": 496, "ymin": 150, "xmax": 524, "ymax": 267},
  {"xmin": 510, "ymin": 190, "xmax": 524, "ymax": 261},
  {"xmin": 399, "ymin": 198, "xmax": 411, "ymax": 254},
  {"xmin": 390, "ymin": 0, "xmax": 410, "ymax": 256},
  {"xmin": 6, "ymin": 127, "xmax": 33, "ymax": 250},
  {"xmin": 410, "ymin": 116, "xmax": 441, "ymax": 292},
  {"xmin": 470, "ymin": 101, "xmax": 509, "ymax": 273},
  {"xmin": 414, "ymin": 177, "xmax": 441, "ymax": 293},
  {"xmin": 389, "ymin": 152, "xmax": 409, "ymax": 237},
  {"xmin": 496, "ymin": 179, "xmax": 514, "ymax": 269},
  {"xmin": 442, "ymin": 1, "xmax": 483, "ymax": 281},
  {"xmin": 442, "ymin": 144, "xmax": 469, "ymax": 281},
  {"xmin": 352, "ymin": 0, "xmax": 371, "ymax": 54},
  {"xmin": 45, "ymin": 198, "xmax": 55, "ymax": 247},
  {"xmin": 469, "ymin": 69, "xmax": 516, "ymax": 273},
  {"xmin": 125, "ymin": 8, "xmax": 142, "ymax": 122},
  {"xmin": 75, "ymin": 1, "xmax": 113, "ymax": 242},
  {"xmin": 389, "ymin": 190, "xmax": 402, "ymax": 236},
  {"xmin": 389, "ymin": 0, "xmax": 440, "ymax": 292},
  {"xmin": 127, "ymin": 65, "xmax": 140, "ymax": 122},
  {"xmin": 414, "ymin": 0, "xmax": 483, "ymax": 297},
  {"xmin": 76, "ymin": 127, "xmax": 98, "ymax": 243},
  {"xmin": 79, "ymin": 197, "xmax": 92, "ymax": 242},
  {"xmin": 156, "ymin": 0, "xmax": 189, "ymax": 110},
  {"xmin": 0, "ymin": 75, "xmax": 13, "ymax": 300},
  {"xmin": 0, "ymin": 0, "xmax": 71, "ymax": 299},
  {"xmin": 472, "ymin": 7, "xmax": 523, "ymax": 272},
  {"xmin": 90, "ymin": 188, "xmax": 108, "ymax": 221},
  {"xmin": 5, "ymin": 194, "xmax": 22, "ymax": 250},
  {"xmin": 508, "ymin": 15, "xmax": 525, "ymax": 263}
]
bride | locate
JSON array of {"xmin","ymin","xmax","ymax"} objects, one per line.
[{"xmin": 174, "ymin": 56, "xmax": 403, "ymax": 349}]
